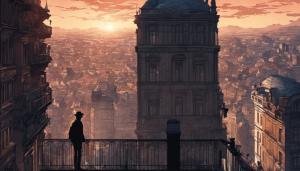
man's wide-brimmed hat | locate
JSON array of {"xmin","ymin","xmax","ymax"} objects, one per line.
[{"xmin": 75, "ymin": 111, "xmax": 84, "ymax": 117}]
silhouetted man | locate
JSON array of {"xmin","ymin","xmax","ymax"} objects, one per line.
[{"xmin": 69, "ymin": 111, "xmax": 85, "ymax": 171}]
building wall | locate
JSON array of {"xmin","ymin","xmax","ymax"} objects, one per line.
[
  {"xmin": 252, "ymin": 95, "xmax": 285, "ymax": 171},
  {"xmin": 285, "ymin": 96, "xmax": 300, "ymax": 171},
  {"xmin": 0, "ymin": 0, "xmax": 52, "ymax": 170}
]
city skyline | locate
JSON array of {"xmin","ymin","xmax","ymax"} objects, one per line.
[{"xmin": 42, "ymin": 0, "xmax": 300, "ymax": 30}]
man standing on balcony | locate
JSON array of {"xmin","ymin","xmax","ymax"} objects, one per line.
[{"xmin": 69, "ymin": 111, "xmax": 86, "ymax": 171}]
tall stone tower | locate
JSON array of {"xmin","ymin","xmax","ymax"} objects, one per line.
[
  {"xmin": 91, "ymin": 83, "xmax": 116, "ymax": 139},
  {"xmin": 135, "ymin": 0, "xmax": 226, "ymax": 139}
]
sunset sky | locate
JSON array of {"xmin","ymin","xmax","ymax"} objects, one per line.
[{"xmin": 42, "ymin": 0, "xmax": 300, "ymax": 31}]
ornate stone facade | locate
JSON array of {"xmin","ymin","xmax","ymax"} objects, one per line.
[
  {"xmin": 252, "ymin": 75, "xmax": 300, "ymax": 171},
  {"xmin": 0, "ymin": 0, "xmax": 52, "ymax": 170},
  {"xmin": 135, "ymin": 0, "xmax": 226, "ymax": 139}
]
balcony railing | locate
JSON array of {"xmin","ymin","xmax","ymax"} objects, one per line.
[
  {"xmin": 31, "ymin": 89, "xmax": 52, "ymax": 112},
  {"xmin": 31, "ymin": 54, "xmax": 52, "ymax": 65},
  {"xmin": 39, "ymin": 24, "xmax": 52, "ymax": 39},
  {"xmin": 15, "ymin": 84, "xmax": 52, "ymax": 114},
  {"xmin": 40, "ymin": 139, "xmax": 254, "ymax": 171}
]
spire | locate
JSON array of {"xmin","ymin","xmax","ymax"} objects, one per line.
[
  {"xmin": 211, "ymin": 0, "xmax": 217, "ymax": 14},
  {"xmin": 45, "ymin": 0, "xmax": 49, "ymax": 12}
]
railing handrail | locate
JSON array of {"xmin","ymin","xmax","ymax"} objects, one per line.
[
  {"xmin": 43, "ymin": 138, "xmax": 225, "ymax": 141},
  {"xmin": 40, "ymin": 138, "xmax": 255, "ymax": 171},
  {"xmin": 43, "ymin": 139, "xmax": 167, "ymax": 142}
]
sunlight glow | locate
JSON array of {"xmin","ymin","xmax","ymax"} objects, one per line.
[{"xmin": 101, "ymin": 23, "xmax": 116, "ymax": 32}]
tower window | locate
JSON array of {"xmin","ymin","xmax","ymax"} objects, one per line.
[
  {"xmin": 173, "ymin": 60, "xmax": 184, "ymax": 81},
  {"xmin": 146, "ymin": 59, "xmax": 159, "ymax": 82},
  {"xmin": 195, "ymin": 25, "xmax": 204, "ymax": 44},
  {"xmin": 193, "ymin": 61, "xmax": 205, "ymax": 81},
  {"xmin": 0, "ymin": 80, "xmax": 15, "ymax": 105},
  {"xmin": 0, "ymin": 126, "xmax": 11, "ymax": 154},
  {"xmin": 293, "ymin": 100, "xmax": 300, "ymax": 112},
  {"xmin": 175, "ymin": 96, "xmax": 184, "ymax": 115},
  {"xmin": 293, "ymin": 154, "xmax": 300, "ymax": 168},
  {"xmin": 279, "ymin": 128, "xmax": 282, "ymax": 143},
  {"xmin": 175, "ymin": 24, "xmax": 183, "ymax": 44},
  {"xmin": 292, "ymin": 128, "xmax": 300, "ymax": 142},
  {"xmin": 146, "ymin": 96, "xmax": 159, "ymax": 116},
  {"xmin": 279, "ymin": 151, "xmax": 283, "ymax": 165},
  {"xmin": 1, "ymin": 38, "xmax": 15, "ymax": 66},
  {"xmin": 149, "ymin": 25, "xmax": 158, "ymax": 45},
  {"xmin": 193, "ymin": 95, "xmax": 205, "ymax": 115}
]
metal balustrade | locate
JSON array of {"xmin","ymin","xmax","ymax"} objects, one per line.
[
  {"xmin": 40, "ymin": 139, "xmax": 167, "ymax": 170},
  {"xmin": 39, "ymin": 139, "xmax": 254, "ymax": 171}
]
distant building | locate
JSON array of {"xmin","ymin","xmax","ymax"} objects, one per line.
[
  {"xmin": 251, "ymin": 75, "xmax": 300, "ymax": 171},
  {"xmin": 114, "ymin": 92, "xmax": 137, "ymax": 139},
  {"xmin": 135, "ymin": 0, "xmax": 226, "ymax": 139},
  {"xmin": 0, "ymin": 0, "xmax": 52, "ymax": 170},
  {"xmin": 291, "ymin": 55, "xmax": 300, "ymax": 82},
  {"xmin": 91, "ymin": 83, "xmax": 116, "ymax": 139}
]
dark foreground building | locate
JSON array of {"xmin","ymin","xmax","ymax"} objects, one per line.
[
  {"xmin": 135, "ymin": 0, "xmax": 226, "ymax": 139},
  {"xmin": 252, "ymin": 75, "xmax": 300, "ymax": 171},
  {"xmin": 1, "ymin": 0, "xmax": 52, "ymax": 170}
]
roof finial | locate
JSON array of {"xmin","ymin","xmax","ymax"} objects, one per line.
[
  {"xmin": 45, "ymin": 0, "xmax": 49, "ymax": 12},
  {"xmin": 211, "ymin": 0, "xmax": 217, "ymax": 14}
]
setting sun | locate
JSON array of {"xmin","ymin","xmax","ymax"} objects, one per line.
[{"xmin": 101, "ymin": 23, "xmax": 116, "ymax": 32}]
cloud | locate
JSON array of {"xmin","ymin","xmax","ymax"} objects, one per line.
[
  {"xmin": 69, "ymin": 0, "xmax": 138, "ymax": 22},
  {"xmin": 74, "ymin": 0, "xmax": 137, "ymax": 11},
  {"xmin": 270, "ymin": 0, "xmax": 300, "ymax": 4},
  {"xmin": 287, "ymin": 13, "xmax": 300, "ymax": 17},
  {"xmin": 55, "ymin": 6, "xmax": 86, "ymax": 11},
  {"xmin": 219, "ymin": 3, "xmax": 270, "ymax": 18},
  {"xmin": 70, "ymin": 16, "xmax": 91, "ymax": 21}
]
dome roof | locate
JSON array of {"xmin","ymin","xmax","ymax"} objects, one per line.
[
  {"xmin": 141, "ymin": 0, "xmax": 209, "ymax": 13},
  {"xmin": 262, "ymin": 75, "xmax": 300, "ymax": 98}
]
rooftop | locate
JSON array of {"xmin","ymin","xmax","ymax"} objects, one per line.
[
  {"xmin": 261, "ymin": 75, "xmax": 300, "ymax": 98},
  {"xmin": 141, "ymin": 0, "xmax": 210, "ymax": 14}
]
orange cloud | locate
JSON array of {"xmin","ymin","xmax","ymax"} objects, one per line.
[{"xmin": 43, "ymin": 0, "xmax": 300, "ymax": 29}]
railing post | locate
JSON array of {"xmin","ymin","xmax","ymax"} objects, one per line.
[{"xmin": 166, "ymin": 119, "xmax": 181, "ymax": 171}]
